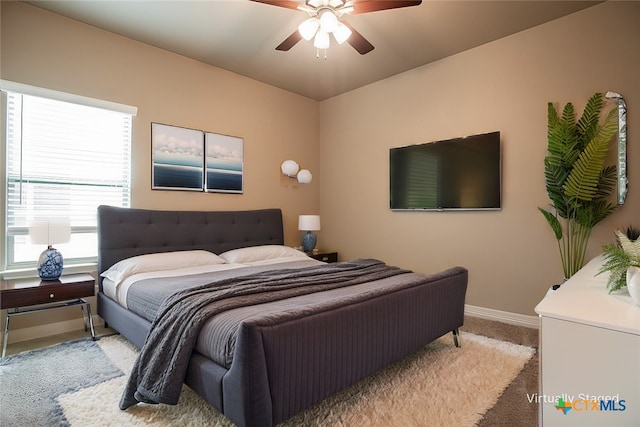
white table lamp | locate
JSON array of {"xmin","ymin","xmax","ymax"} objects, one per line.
[
  {"xmin": 298, "ymin": 215, "xmax": 321, "ymax": 253},
  {"xmin": 29, "ymin": 220, "xmax": 71, "ymax": 280}
]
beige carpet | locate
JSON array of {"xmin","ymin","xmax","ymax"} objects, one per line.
[
  {"xmin": 462, "ymin": 317, "xmax": 539, "ymax": 427},
  {"xmin": 57, "ymin": 332, "xmax": 534, "ymax": 426}
]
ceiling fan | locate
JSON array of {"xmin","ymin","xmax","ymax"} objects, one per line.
[{"xmin": 250, "ymin": 0, "xmax": 422, "ymax": 55}]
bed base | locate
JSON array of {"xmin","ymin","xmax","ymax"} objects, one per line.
[
  {"xmin": 98, "ymin": 265, "xmax": 467, "ymax": 427},
  {"xmin": 96, "ymin": 206, "xmax": 468, "ymax": 427}
]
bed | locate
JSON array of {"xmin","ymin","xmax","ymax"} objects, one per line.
[{"xmin": 96, "ymin": 205, "xmax": 468, "ymax": 427}]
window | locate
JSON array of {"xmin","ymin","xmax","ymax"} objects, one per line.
[{"xmin": 3, "ymin": 82, "xmax": 136, "ymax": 271}]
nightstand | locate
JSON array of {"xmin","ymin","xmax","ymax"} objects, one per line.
[
  {"xmin": 1, "ymin": 273, "xmax": 96, "ymax": 357},
  {"xmin": 309, "ymin": 252, "xmax": 338, "ymax": 263}
]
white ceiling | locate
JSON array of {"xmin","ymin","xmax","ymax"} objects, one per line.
[{"xmin": 27, "ymin": 0, "xmax": 601, "ymax": 101}]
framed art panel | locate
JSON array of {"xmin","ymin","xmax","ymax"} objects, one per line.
[
  {"xmin": 205, "ymin": 132, "xmax": 244, "ymax": 193},
  {"xmin": 152, "ymin": 123, "xmax": 204, "ymax": 191}
]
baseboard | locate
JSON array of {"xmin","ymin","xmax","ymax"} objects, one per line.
[
  {"xmin": 465, "ymin": 304, "xmax": 539, "ymax": 329},
  {"xmin": 2, "ymin": 315, "xmax": 104, "ymax": 346}
]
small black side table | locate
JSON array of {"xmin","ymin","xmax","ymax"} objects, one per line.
[{"xmin": 309, "ymin": 252, "xmax": 338, "ymax": 263}]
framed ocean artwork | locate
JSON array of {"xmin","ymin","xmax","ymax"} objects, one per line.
[
  {"xmin": 205, "ymin": 132, "xmax": 244, "ymax": 194},
  {"xmin": 152, "ymin": 123, "xmax": 204, "ymax": 191},
  {"xmin": 151, "ymin": 123, "xmax": 244, "ymax": 193}
]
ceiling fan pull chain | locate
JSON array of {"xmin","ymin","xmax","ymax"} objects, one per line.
[{"xmin": 316, "ymin": 48, "xmax": 327, "ymax": 60}]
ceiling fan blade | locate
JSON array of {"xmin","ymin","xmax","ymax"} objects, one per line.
[
  {"xmin": 349, "ymin": 0, "xmax": 422, "ymax": 15},
  {"xmin": 276, "ymin": 30, "xmax": 303, "ymax": 51},
  {"xmin": 342, "ymin": 22, "xmax": 374, "ymax": 55},
  {"xmin": 249, "ymin": 0, "xmax": 302, "ymax": 11}
]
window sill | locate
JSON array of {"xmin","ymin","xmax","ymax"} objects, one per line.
[{"xmin": 0, "ymin": 263, "xmax": 97, "ymax": 280}]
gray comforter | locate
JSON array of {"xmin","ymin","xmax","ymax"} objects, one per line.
[{"xmin": 119, "ymin": 259, "xmax": 410, "ymax": 410}]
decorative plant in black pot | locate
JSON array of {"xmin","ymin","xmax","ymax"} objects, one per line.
[{"xmin": 538, "ymin": 92, "xmax": 619, "ymax": 280}]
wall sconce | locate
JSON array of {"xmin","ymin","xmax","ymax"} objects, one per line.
[{"xmin": 281, "ymin": 160, "xmax": 313, "ymax": 184}]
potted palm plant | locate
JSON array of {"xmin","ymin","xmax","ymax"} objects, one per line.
[{"xmin": 538, "ymin": 92, "xmax": 619, "ymax": 281}]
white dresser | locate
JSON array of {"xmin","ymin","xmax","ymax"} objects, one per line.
[{"xmin": 535, "ymin": 255, "xmax": 640, "ymax": 427}]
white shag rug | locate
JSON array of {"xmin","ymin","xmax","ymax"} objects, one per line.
[{"xmin": 53, "ymin": 332, "xmax": 534, "ymax": 426}]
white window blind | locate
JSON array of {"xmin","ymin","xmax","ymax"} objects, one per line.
[{"xmin": 5, "ymin": 89, "xmax": 134, "ymax": 269}]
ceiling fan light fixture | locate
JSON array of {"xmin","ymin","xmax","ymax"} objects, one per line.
[
  {"xmin": 313, "ymin": 30, "xmax": 330, "ymax": 49},
  {"xmin": 298, "ymin": 17, "xmax": 320, "ymax": 40},
  {"xmin": 319, "ymin": 10, "xmax": 339, "ymax": 33},
  {"xmin": 333, "ymin": 22, "xmax": 352, "ymax": 44},
  {"xmin": 257, "ymin": 0, "xmax": 423, "ymax": 56}
]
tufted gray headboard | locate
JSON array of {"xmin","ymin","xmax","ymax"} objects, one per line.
[{"xmin": 97, "ymin": 205, "xmax": 284, "ymax": 285}]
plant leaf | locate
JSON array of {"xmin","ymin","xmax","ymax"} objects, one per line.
[
  {"xmin": 539, "ymin": 208, "xmax": 562, "ymax": 240},
  {"xmin": 616, "ymin": 230, "xmax": 640, "ymax": 258},
  {"xmin": 563, "ymin": 105, "xmax": 618, "ymax": 202},
  {"xmin": 576, "ymin": 92, "xmax": 604, "ymax": 147}
]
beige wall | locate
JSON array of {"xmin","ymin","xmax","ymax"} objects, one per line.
[
  {"xmin": 318, "ymin": 1, "xmax": 640, "ymax": 315},
  {"xmin": 0, "ymin": 0, "xmax": 638, "ymax": 342},
  {"xmin": 1, "ymin": 1, "xmax": 320, "ymax": 246},
  {"xmin": 0, "ymin": 1, "xmax": 319, "ymax": 334}
]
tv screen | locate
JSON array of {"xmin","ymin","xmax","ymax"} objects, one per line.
[{"xmin": 390, "ymin": 131, "xmax": 501, "ymax": 210}]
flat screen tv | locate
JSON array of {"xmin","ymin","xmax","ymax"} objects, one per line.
[{"xmin": 390, "ymin": 131, "xmax": 501, "ymax": 211}]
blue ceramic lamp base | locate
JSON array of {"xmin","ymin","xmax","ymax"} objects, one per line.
[
  {"xmin": 302, "ymin": 231, "xmax": 317, "ymax": 253},
  {"xmin": 37, "ymin": 246, "xmax": 64, "ymax": 280}
]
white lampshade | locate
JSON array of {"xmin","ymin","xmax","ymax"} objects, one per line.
[
  {"xmin": 298, "ymin": 215, "xmax": 321, "ymax": 231},
  {"xmin": 333, "ymin": 22, "xmax": 352, "ymax": 44},
  {"xmin": 281, "ymin": 160, "xmax": 300, "ymax": 177},
  {"xmin": 298, "ymin": 18, "xmax": 320, "ymax": 41},
  {"xmin": 314, "ymin": 30, "xmax": 330, "ymax": 49},
  {"xmin": 297, "ymin": 169, "xmax": 313, "ymax": 184},
  {"xmin": 319, "ymin": 10, "xmax": 339, "ymax": 33},
  {"xmin": 29, "ymin": 220, "xmax": 71, "ymax": 246}
]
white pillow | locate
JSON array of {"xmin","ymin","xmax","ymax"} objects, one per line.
[
  {"xmin": 219, "ymin": 245, "xmax": 309, "ymax": 264},
  {"xmin": 101, "ymin": 250, "xmax": 226, "ymax": 287}
]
